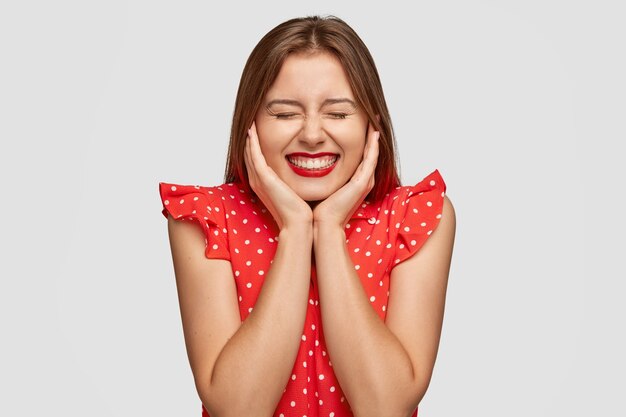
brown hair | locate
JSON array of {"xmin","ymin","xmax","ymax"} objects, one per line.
[{"xmin": 224, "ymin": 15, "xmax": 401, "ymax": 202}]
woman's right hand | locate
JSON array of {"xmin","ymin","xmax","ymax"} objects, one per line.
[{"xmin": 244, "ymin": 121, "xmax": 313, "ymax": 231}]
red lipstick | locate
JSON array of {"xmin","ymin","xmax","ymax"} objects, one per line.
[{"xmin": 286, "ymin": 153, "xmax": 339, "ymax": 178}]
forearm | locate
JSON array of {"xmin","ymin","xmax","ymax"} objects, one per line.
[
  {"xmin": 313, "ymin": 224, "xmax": 415, "ymax": 417},
  {"xmin": 208, "ymin": 225, "xmax": 313, "ymax": 417}
]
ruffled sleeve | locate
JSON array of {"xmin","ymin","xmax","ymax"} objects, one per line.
[
  {"xmin": 390, "ymin": 169, "xmax": 447, "ymax": 267},
  {"xmin": 158, "ymin": 182, "xmax": 230, "ymax": 261}
]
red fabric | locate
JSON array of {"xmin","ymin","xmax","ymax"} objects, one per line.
[{"xmin": 159, "ymin": 169, "xmax": 446, "ymax": 417}]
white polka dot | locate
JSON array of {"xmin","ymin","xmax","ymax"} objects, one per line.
[
  {"xmin": 395, "ymin": 222, "xmax": 400, "ymax": 228},
  {"xmin": 404, "ymin": 226, "xmax": 410, "ymax": 232},
  {"xmin": 330, "ymin": 412, "xmax": 335, "ymax": 417},
  {"xmin": 231, "ymin": 210, "xmax": 236, "ymax": 215},
  {"xmin": 436, "ymin": 213, "xmax": 442, "ymax": 219},
  {"xmin": 312, "ymin": 324, "xmax": 316, "ymax": 330},
  {"xmin": 427, "ymin": 201, "xmax": 433, "ymax": 207},
  {"xmin": 430, "ymin": 180, "xmax": 436, "ymax": 186},
  {"xmin": 365, "ymin": 251, "xmax": 371, "ymax": 256},
  {"xmin": 290, "ymin": 401, "xmax": 296, "ymax": 407},
  {"xmin": 258, "ymin": 270, "xmax": 264, "ymax": 275},
  {"xmin": 257, "ymin": 248, "xmax": 263, "ymax": 254},
  {"xmin": 255, "ymin": 227, "xmax": 261, "ymax": 233},
  {"xmin": 238, "ymin": 295, "xmax": 242, "ymax": 302},
  {"xmin": 367, "ymin": 273, "xmax": 373, "ymax": 278},
  {"xmin": 291, "ymin": 374, "xmax": 296, "ymax": 380},
  {"xmin": 246, "ymin": 260, "xmax": 252, "ymax": 266},
  {"xmin": 370, "ymin": 296, "xmax": 376, "ymax": 302},
  {"xmin": 315, "ymin": 339, "xmax": 319, "ymax": 346},
  {"xmin": 302, "ymin": 335, "xmax": 306, "ymax": 341},
  {"xmin": 244, "ymin": 239, "xmax": 250, "ymax": 245},
  {"xmin": 330, "ymin": 386, "xmax": 336, "ymax": 393},
  {"xmin": 246, "ymin": 282, "xmax": 252, "ymax": 288},
  {"xmin": 309, "ymin": 350, "xmax": 313, "ymax": 356},
  {"xmin": 243, "ymin": 219, "xmax": 248, "ymax": 224},
  {"xmin": 303, "ymin": 388, "xmax": 307, "ymax": 394},
  {"xmin": 356, "ymin": 227, "xmax": 361, "ymax": 232},
  {"xmin": 376, "ymin": 240, "xmax": 381, "ymax": 245},
  {"xmin": 411, "ymin": 240, "xmax": 417, "ymax": 246},
  {"xmin": 386, "ymin": 243, "xmax": 392, "ymax": 249},
  {"xmin": 303, "ymin": 361, "xmax": 307, "ymax": 368},
  {"xmin": 171, "ymin": 186, "xmax": 177, "ymax": 191},
  {"xmin": 421, "ymin": 222, "xmax": 427, "ymax": 227},
  {"xmin": 212, "ymin": 244, "xmax": 219, "ymax": 250},
  {"xmin": 179, "ymin": 199, "xmax": 185, "ymax": 204},
  {"xmin": 382, "ymin": 305, "xmax": 387, "ymax": 311},
  {"xmin": 319, "ymin": 374, "xmax": 325, "ymax": 380},
  {"xmin": 413, "ymin": 208, "xmax": 419, "ymax": 214},
  {"xmin": 354, "ymin": 248, "xmax": 359, "ymax": 253},
  {"xmin": 193, "ymin": 196, "xmax": 199, "ymax": 201},
  {"xmin": 427, "ymin": 230, "xmax": 433, "ymax": 235},
  {"xmin": 355, "ymin": 265, "xmax": 360, "ymax": 270},
  {"xmin": 164, "ymin": 200, "xmax": 169, "ymax": 205},
  {"xmin": 399, "ymin": 243, "xmax": 405, "ymax": 249}
]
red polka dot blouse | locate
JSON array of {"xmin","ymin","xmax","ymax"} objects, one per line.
[{"xmin": 159, "ymin": 169, "xmax": 446, "ymax": 417}]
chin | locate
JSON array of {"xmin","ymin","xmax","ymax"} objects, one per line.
[{"xmin": 292, "ymin": 184, "xmax": 336, "ymax": 203}]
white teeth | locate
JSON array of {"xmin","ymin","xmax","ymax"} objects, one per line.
[{"xmin": 287, "ymin": 155, "xmax": 338, "ymax": 170}]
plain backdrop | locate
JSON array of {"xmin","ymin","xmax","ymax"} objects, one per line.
[{"xmin": 1, "ymin": 1, "xmax": 624, "ymax": 416}]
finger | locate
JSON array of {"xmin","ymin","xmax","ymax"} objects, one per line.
[{"xmin": 247, "ymin": 124, "xmax": 269, "ymax": 171}]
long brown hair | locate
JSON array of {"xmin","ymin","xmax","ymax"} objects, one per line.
[{"xmin": 224, "ymin": 15, "xmax": 401, "ymax": 202}]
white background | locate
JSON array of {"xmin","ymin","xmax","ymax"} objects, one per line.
[{"xmin": 1, "ymin": 1, "xmax": 624, "ymax": 416}]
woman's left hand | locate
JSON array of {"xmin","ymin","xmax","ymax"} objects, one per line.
[{"xmin": 312, "ymin": 122, "xmax": 380, "ymax": 230}]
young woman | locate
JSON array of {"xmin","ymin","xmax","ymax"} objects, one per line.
[{"xmin": 159, "ymin": 15, "xmax": 456, "ymax": 417}]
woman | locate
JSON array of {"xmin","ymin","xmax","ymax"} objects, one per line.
[{"xmin": 159, "ymin": 15, "xmax": 456, "ymax": 417}]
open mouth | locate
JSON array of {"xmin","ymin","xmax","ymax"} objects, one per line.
[
  {"xmin": 285, "ymin": 152, "xmax": 340, "ymax": 177},
  {"xmin": 286, "ymin": 154, "xmax": 339, "ymax": 170}
]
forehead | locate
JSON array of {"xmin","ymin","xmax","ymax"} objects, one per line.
[{"xmin": 266, "ymin": 52, "xmax": 354, "ymax": 100}]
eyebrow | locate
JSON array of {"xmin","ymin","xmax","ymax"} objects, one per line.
[{"xmin": 266, "ymin": 98, "xmax": 357, "ymax": 109}]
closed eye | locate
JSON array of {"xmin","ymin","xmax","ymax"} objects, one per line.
[
  {"xmin": 328, "ymin": 113, "xmax": 348, "ymax": 119},
  {"xmin": 274, "ymin": 113, "xmax": 297, "ymax": 119}
]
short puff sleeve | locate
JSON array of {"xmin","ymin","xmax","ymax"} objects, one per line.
[
  {"xmin": 159, "ymin": 182, "xmax": 230, "ymax": 261},
  {"xmin": 391, "ymin": 169, "xmax": 447, "ymax": 267}
]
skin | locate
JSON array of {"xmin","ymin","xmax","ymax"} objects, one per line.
[{"xmin": 165, "ymin": 50, "xmax": 454, "ymax": 416}]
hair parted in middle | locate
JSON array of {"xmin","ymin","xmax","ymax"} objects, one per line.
[{"xmin": 224, "ymin": 14, "xmax": 401, "ymax": 202}]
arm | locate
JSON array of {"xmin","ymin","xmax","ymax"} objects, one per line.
[
  {"xmin": 313, "ymin": 196, "xmax": 456, "ymax": 417},
  {"xmin": 167, "ymin": 214, "xmax": 312, "ymax": 417}
]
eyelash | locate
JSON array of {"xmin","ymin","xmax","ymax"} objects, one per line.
[{"xmin": 273, "ymin": 113, "xmax": 348, "ymax": 120}]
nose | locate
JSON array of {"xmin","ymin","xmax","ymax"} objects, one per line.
[{"xmin": 298, "ymin": 114, "xmax": 326, "ymax": 148}]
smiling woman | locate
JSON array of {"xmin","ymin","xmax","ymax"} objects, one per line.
[
  {"xmin": 253, "ymin": 51, "xmax": 369, "ymax": 202},
  {"xmin": 158, "ymin": 14, "xmax": 456, "ymax": 417}
]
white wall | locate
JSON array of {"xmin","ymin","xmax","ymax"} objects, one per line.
[{"xmin": 1, "ymin": 1, "xmax": 623, "ymax": 415}]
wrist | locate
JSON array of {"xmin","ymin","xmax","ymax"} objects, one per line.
[{"xmin": 313, "ymin": 220, "xmax": 346, "ymax": 244}]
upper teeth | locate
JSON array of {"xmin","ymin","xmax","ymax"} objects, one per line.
[{"xmin": 287, "ymin": 155, "xmax": 338, "ymax": 169}]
